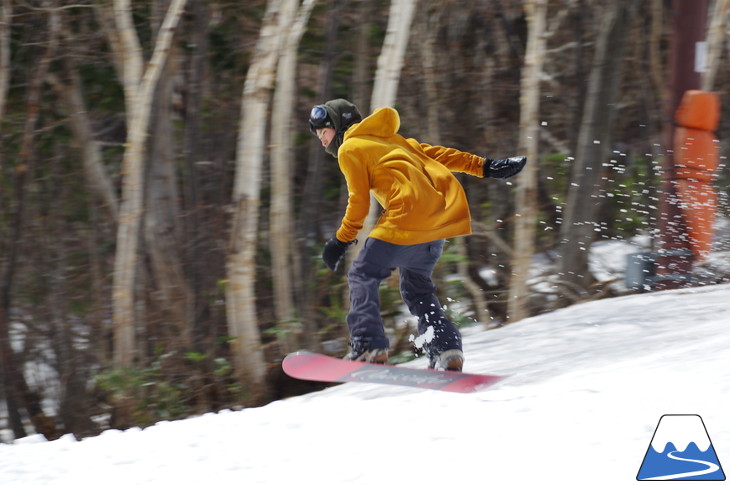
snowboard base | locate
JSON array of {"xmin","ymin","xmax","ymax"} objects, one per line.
[{"xmin": 282, "ymin": 351, "xmax": 505, "ymax": 394}]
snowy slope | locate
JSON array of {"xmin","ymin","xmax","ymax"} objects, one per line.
[{"xmin": 1, "ymin": 283, "xmax": 728, "ymax": 485}]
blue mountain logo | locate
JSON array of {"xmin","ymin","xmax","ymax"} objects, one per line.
[{"xmin": 637, "ymin": 414, "xmax": 725, "ymax": 481}]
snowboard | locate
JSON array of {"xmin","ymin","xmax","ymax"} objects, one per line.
[{"xmin": 282, "ymin": 351, "xmax": 505, "ymax": 394}]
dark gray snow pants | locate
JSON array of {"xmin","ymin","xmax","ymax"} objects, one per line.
[{"xmin": 346, "ymin": 238, "xmax": 462, "ymax": 354}]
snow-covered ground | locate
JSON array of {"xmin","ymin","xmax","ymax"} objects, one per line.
[{"xmin": 1, "ymin": 282, "xmax": 728, "ymax": 485}]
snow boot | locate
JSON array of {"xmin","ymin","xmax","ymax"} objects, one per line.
[
  {"xmin": 343, "ymin": 346, "xmax": 388, "ymax": 364},
  {"xmin": 428, "ymin": 349, "xmax": 464, "ymax": 372}
]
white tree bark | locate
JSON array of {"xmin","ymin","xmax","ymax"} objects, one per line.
[
  {"xmin": 349, "ymin": 0, "xmax": 418, "ymax": 263},
  {"xmin": 111, "ymin": 0, "xmax": 188, "ymax": 366},
  {"xmin": 114, "ymin": 0, "xmax": 144, "ymax": 120},
  {"xmin": 227, "ymin": 0, "xmax": 288, "ymax": 391},
  {"xmin": 507, "ymin": 0, "xmax": 547, "ymax": 322},
  {"xmin": 370, "ymin": 0, "xmax": 418, "ymax": 110},
  {"xmin": 702, "ymin": 0, "xmax": 730, "ymax": 91},
  {"xmin": 270, "ymin": 0, "xmax": 318, "ymax": 354}
]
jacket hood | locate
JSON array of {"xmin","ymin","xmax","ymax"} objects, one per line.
[{"xmin": 345, "ymin": 107, "xmax": 400, "ymax": 139}]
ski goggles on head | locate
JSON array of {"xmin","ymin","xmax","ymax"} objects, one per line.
[{"xmin": 308, "ymin": 105, "xmax": 332, "ymax": 133}]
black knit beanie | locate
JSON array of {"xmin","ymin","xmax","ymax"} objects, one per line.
[{"xmin": 321, "ymin": 99, "xmax": 362, "ymax": 158}]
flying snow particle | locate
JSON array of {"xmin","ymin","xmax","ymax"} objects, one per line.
[{"xmin": 409, "ymin": 326, "xmax": 435, "ymax": 349}]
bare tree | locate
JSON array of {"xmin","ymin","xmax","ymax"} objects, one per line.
[
  {"xmin": 0, "ymin": 0, "xmax": 10, "ymax": 126},
  {"xmin": 143, "ymin": 44, "xmax": 194, "ymax": 352},
  {"xmin": 270, "ymin": 0, "xmax": 318, "ymax": 355},
  {"xmin": 51, "ymin": 59, "xmax": 119, "ymax": 222},
  {"xmin": 557, "ymin": 1, "xmax": 632, "ymax": 297},
  {"xmin": 296, "ymin": 0, "xmax": 350, "ymax": 351},
  {"xmin": 702, "ymin": 0, "xmax": 730, "ymax": 91},
  {"xmin": 415, "ymin": 1, "xmax": 491, "ymax": 326},
  {"xmin": 0, "ymin": 0, "xmax": 61, "ymax": 440},
  {"xmin": 110, "ymin": 0, "xmax": 188, "ymax": 366},
  {"xmin": 508, "ymin": 0, "xmax": 547, "ymax": 322},
  {"xmin": 227, "ymin": 0, "xmax": 287, "ymax": 398},
  {"xmin": 370, "ymin": 0, "xmax": 418, "ymax": 110}
]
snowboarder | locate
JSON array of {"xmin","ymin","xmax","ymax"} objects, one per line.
[{"xmin": 309, "ymin": 99, "xmax": 525, "ymax": 371}]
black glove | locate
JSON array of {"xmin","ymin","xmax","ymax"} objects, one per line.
[
  {"xmin": 322, "ymin": 237, "xmax": 356, "ymax": 271},
  {"xmin": 483, "ymin": 156, "xmax": 527, "ymax": 179}
]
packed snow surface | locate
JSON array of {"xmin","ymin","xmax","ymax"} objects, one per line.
[{"xmin": 1, "ymin": 283, "xmax": 729, "ymax": 485}]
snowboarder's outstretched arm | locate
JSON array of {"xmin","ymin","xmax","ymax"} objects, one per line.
[{"xmin": 418, "ymin": 142, "xmax": 526, "ymax": 179}]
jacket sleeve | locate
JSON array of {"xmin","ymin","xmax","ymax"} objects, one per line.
[
  {"xmin": 335, "ymin": 147, "xmax": 371, "ymax": 243},
  {"xmin": 418, "ymin": 142, "xmax": 486, "ymax": 177}
]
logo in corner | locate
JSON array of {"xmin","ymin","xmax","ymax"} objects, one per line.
[{"xmin": 637, "ymin": 414, "xmax": 725, "ymax": 481}]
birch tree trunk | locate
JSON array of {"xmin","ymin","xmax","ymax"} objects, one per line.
[
  {"xmin": 227, "ymin": 0, "xmax": 286, "ymax": 395},
  {"xmin": 270, "ymin": 0, "xmax": 318, "ymax": 354},
  {"xmin": 350, "ymin": 0, "xmax": 418, "ymax": 263},
  {"xmin": 370, "ymin": 0, "xmax": 418, "ymax": 110},
  {"xmin": 112, "ymin": 0, "xmax": 188, "ymax": 367},
  {"xmin": 507, "ymin": 0, "xmax": 547, "ymax": 322},
  {"xmin": 701, "ymin": 0, "xmax": 730, "ymax": 91}
]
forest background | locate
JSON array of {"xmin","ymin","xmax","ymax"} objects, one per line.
[{"xmin": 1, "ymin": 0, "xmax": 729, "ymax": 442}]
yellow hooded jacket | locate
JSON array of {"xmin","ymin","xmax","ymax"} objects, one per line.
[{"xmin": 335, "ymin": 107, "xmax": 486, "ymax": 245}]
